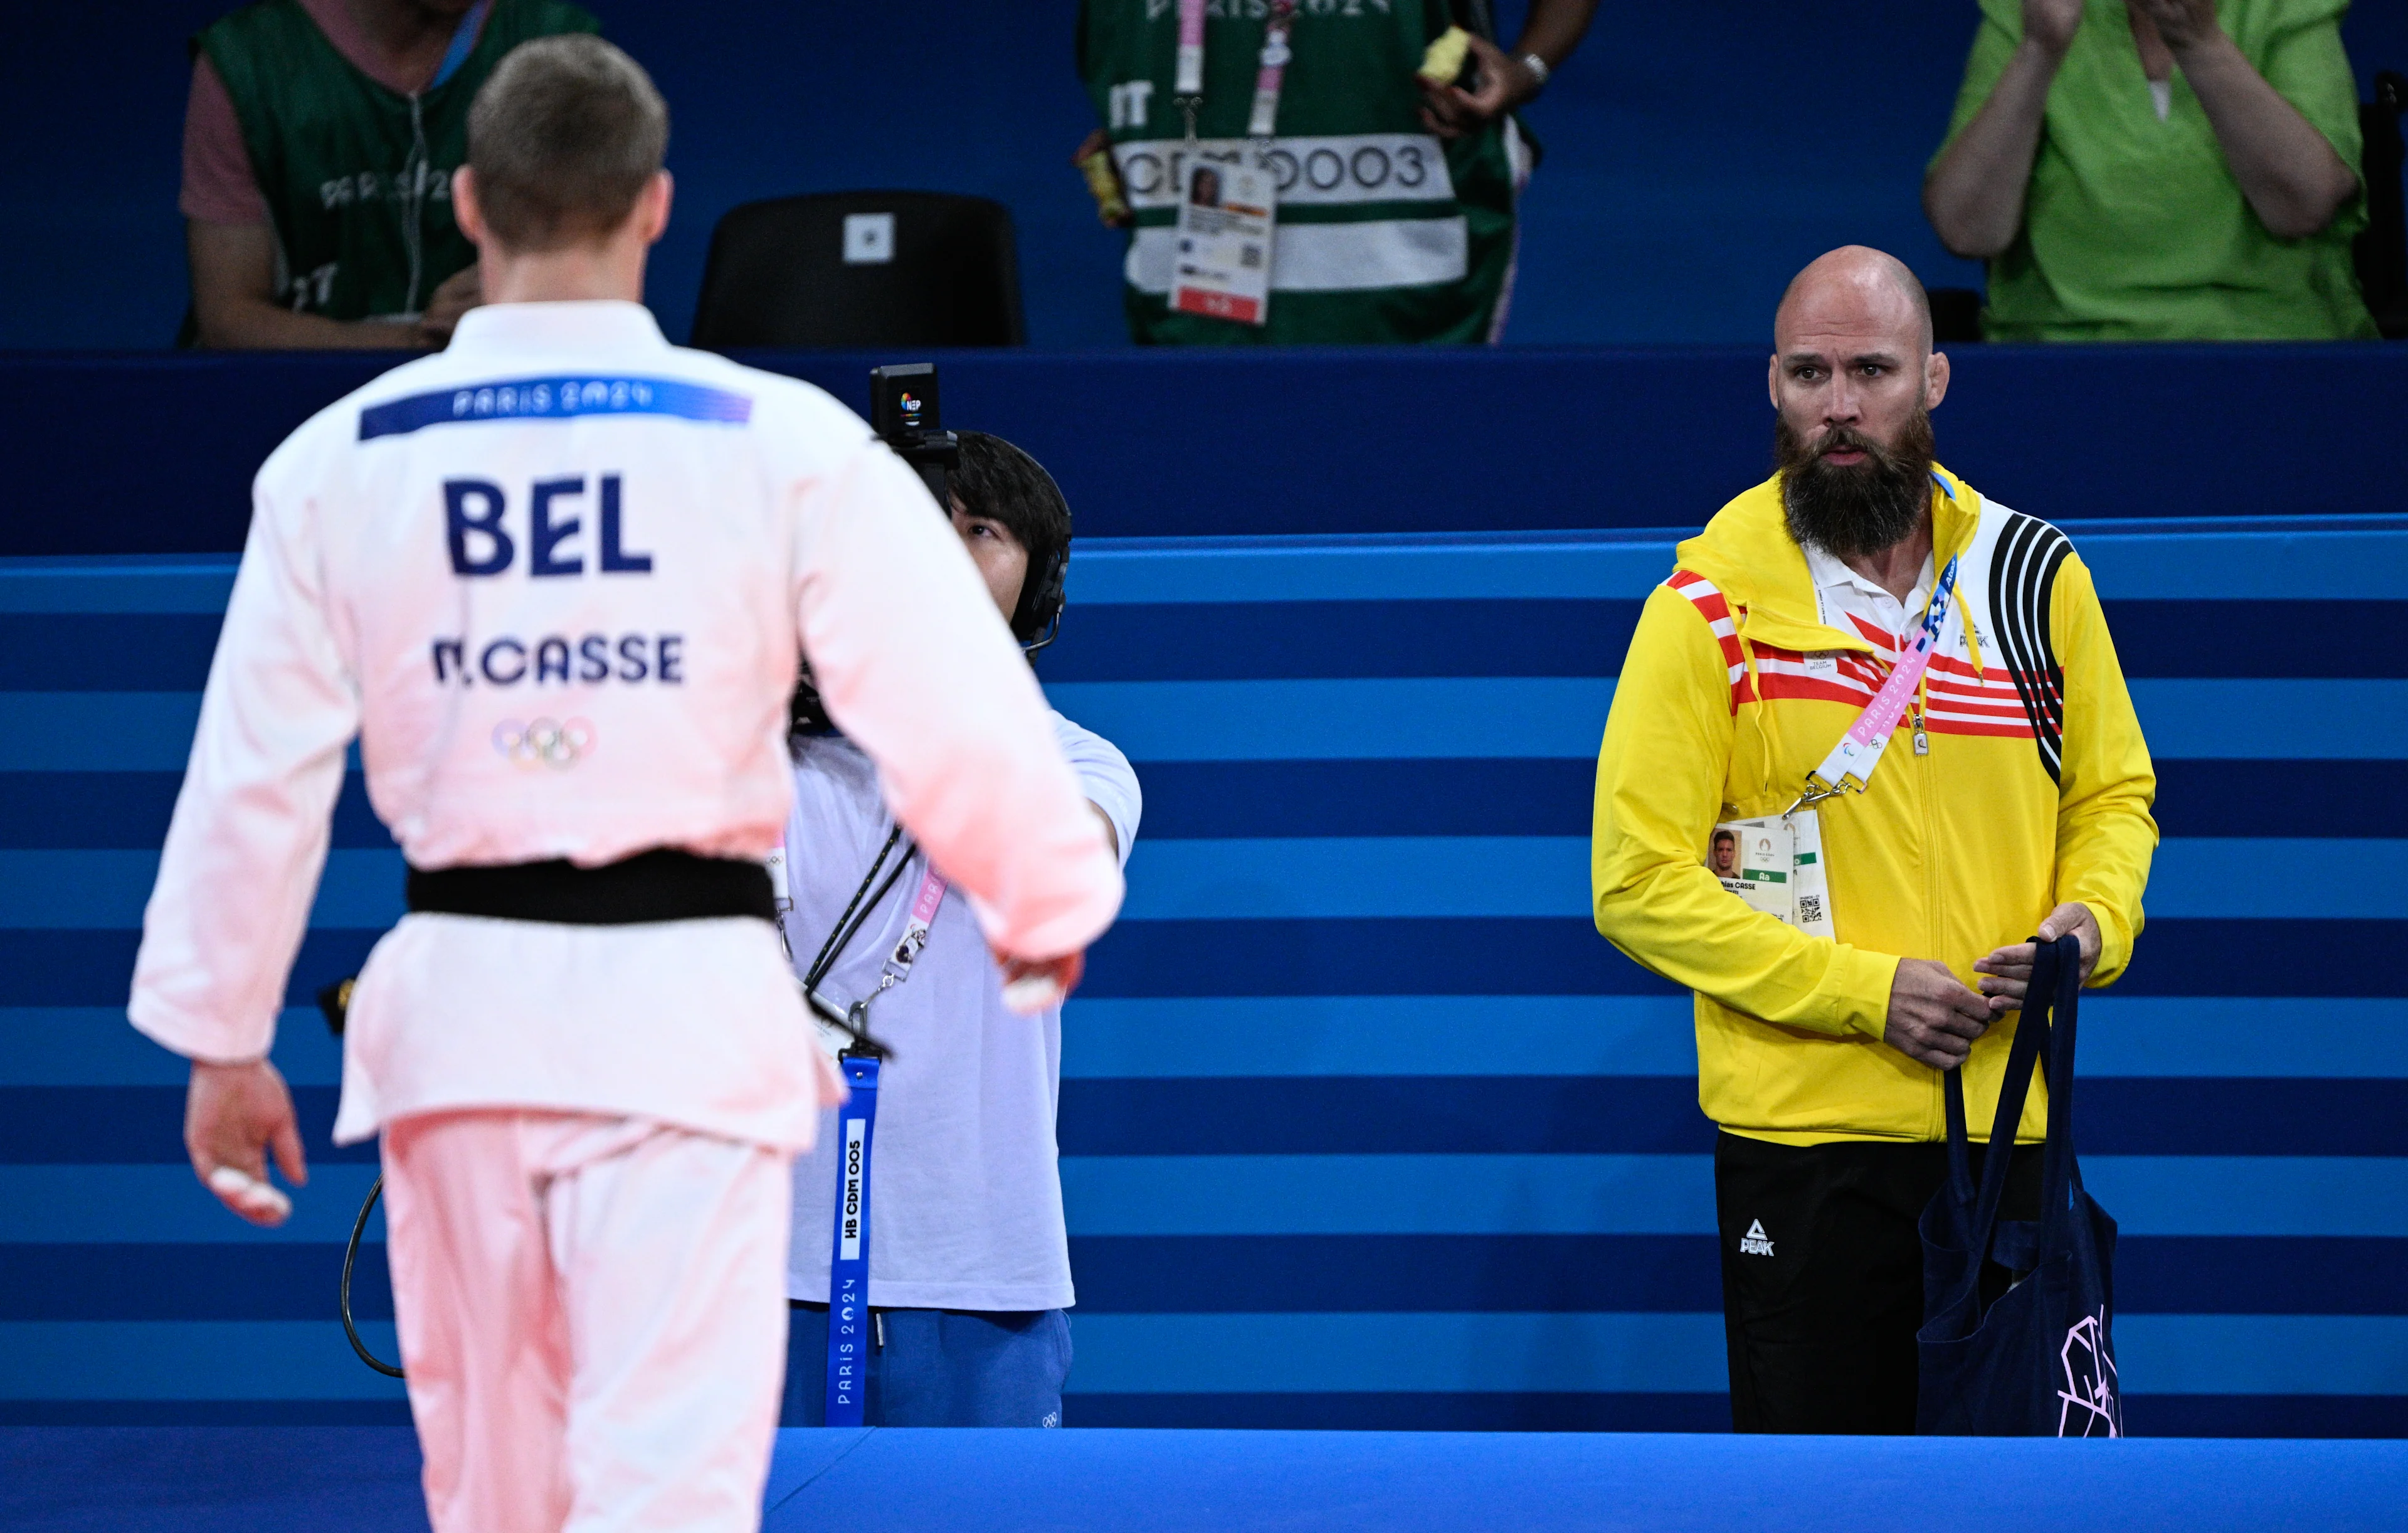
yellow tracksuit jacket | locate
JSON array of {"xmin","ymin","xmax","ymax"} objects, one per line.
[{"xmin": 1591, "ymin": 465, "xmax": 2157, "ymax": 1144}]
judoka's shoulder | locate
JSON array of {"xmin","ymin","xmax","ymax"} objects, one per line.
[
  {"xmin": 672, "ymin": 347, "xmax": 882, "ymax": 462},
  {"xmin": 253, "ymin": 353, "xmax": 462, "ymax": 494}
]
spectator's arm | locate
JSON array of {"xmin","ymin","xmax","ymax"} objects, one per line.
[
  {"xmin": 187, "ymin": 221, "xmax": 425, "ymax": 351},
  {"xmin": 1420, "ymin": 0, "xmax": 1598, "ymax": 137},
  {"xmin": 2135, "ymin": 0, "xmax": 2358, "ymax": 239},
  {"xmin": 1923, "ymin": 0, "xmax": 2085, "ymax": 260},
  {"xmin": 1511, "ymin": 0, "xmax": 1601, "ymax": 74}
]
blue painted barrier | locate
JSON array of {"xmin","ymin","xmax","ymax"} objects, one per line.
[{"xmin": 1, "ymin": 514, "xmax": 2403, "ymax": 1435}]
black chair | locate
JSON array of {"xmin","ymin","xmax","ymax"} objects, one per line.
[
  {"xmin": 1927, "ymin": 287, "xmax": 1985, "ymax": 344},
  {"xmin": 2355, "ymin": 71, "xmax": 2406, "ymax": 339},
  {"xmin": 690, "ymin": 191, "xmax": 1026, "ymax": 349}
]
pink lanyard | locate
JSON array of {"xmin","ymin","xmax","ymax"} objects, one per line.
[
  {"xmin": 877, "ymin": 862, "xmax": 949, "ymax": 989},
  {"xmin": 1797, "ymin": 553, "xmax": 1962, "ymax": 808},
  {"xmin": 1175, "ymin": 0, "xmax": 1297, "ymax": 141}
]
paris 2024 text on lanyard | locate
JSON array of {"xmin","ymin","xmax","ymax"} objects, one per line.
[
  {"xmin": 823, "ymin": 857, "xmax": 948, "ymax": 1426},
  {"xmin": 1713, "ymin": 554, "xmax": 1962, "ymax": 936}
]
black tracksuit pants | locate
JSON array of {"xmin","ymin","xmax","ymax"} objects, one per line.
[{"xmin": 1714, "ymin": 1130, "xmax": 2042, "ymax": 1435}]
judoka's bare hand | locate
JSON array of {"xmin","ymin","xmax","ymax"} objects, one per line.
[
  {"xmin": 1973, "ymin": 903, "xmax": 2101, "ymax": 1005},
  {"xmin": 186, "ymin": 1058, "xmax": 307, "ymax": 1227},
  {"xmin": 1883, "ymin": 958, "xmax": 2003, "ymax": 1069},
  {"xmin": 996, "ymin": 950, "xmax": 1085, "ymax": 1016}
]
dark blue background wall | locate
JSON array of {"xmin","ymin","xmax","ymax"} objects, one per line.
[
  {"xmin": 4, "ymin": 344, "xmax": 2403, "ymax": 554},
  {"xmin": 7, "ymin": 3, "xmax": 2403, "ymax": 350}
]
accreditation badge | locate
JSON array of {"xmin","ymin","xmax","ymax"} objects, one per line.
[
  {"xmin": 1786, "ymin": 809, "xmax": 1834, "ymax": 938},
  {"xmin": 1170, "ymin": 157, "xmax": 1275, "ymax": 325},
  {"xmin": 1709, "ymin": 811, "xmax": 1835, "ymax": 938}
]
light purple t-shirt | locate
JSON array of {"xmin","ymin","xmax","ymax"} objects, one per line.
[{"xmin": 782, "ymin": 711, "xmax": 1140, "ymax": 1312}]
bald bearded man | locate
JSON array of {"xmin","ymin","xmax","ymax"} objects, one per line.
[{"xmin": 1590, "ymin": 247, "xmax": 2157, "ymax": 1433}]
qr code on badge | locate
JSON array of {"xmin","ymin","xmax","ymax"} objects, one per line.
[
  {"xmin": 1796, "ymin": 894, "xmax": 1824, "ymax": 924},
  {"xmin": 1240, "ymin": 247, "xmax": 1262, "ymax": 268}
]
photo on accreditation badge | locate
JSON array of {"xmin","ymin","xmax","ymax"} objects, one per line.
[
  {"xmin": 1708, "ymin": 828, "xmax": 1740, "ymax": 880},
  {"xmin": 1190, "ymin": 164, "xmax": 1222, "ymax": 208}
]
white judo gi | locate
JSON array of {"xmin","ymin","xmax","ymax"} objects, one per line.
[{"xmin": 127, "ymin": 300, "xmax": 1123, "ymax": 1533}]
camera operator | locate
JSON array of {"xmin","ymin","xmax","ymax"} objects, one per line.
[{"xmin": 778, "ymin": 432, "xmax": 1140, "ymax": 1428}]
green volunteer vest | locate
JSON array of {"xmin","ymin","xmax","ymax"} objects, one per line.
[
  {"xmin": 1078, "ymin": 0, "xmax": 1524, "ymax": 345},
  {"xmin": 196, "ymin": 0, "xmax": 597, "ymax": 324}
]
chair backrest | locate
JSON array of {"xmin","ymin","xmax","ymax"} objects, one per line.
[
  {"xmin": 2356, "ymin": 71, "xmax": 2406, "ymax": 339},
  {"xmin": 1926, "ymin": 287, "xmax": 1984, "ymax": 344},
  {"xmin": 690, "ymin": 191, "xmax": 1026, "ymax": 349}
]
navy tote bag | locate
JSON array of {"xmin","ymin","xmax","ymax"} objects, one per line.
[{"xmin": 1916, "ymin": 933, "xmax": 2123, "ymax": 1436}]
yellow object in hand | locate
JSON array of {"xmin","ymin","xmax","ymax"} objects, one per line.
[
  {"xmin": 1077, "ymin": 148, "xmax": 1131, "ymax": 226},
  {"xmin": 1418, "ymin": 26, "xmax": 1471, "ymax": 86}
]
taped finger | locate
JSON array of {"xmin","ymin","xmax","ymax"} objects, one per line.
[
  {"xmin": 1001, "ymin": 973, "xmax": 1066, "ymax": 1016},
  {"xmin": 207, "ymin": 1165, "xmax": 292, "ymax": 1223}
]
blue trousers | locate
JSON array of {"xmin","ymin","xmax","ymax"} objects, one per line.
[{"xmin": 781, "ymin": 1303, "xmax": 1071, "ymax": 1427}]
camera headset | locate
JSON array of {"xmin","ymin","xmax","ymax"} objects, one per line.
[{"xmin": 791, "ymin": 363, "xmax": 1067, "ymax": 736}]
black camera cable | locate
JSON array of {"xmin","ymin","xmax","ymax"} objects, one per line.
[
  {"xmin": 342, "ymin": 1173, "xmax": 405, "ymax": 1378},
  {"xmin": 312, "ymin": 978, "xmax": 408, "ymax": 1379},
  {"xmin": 326, "ymin": 827, "xmax": 919, "ymax": 1378},
  {"xmin": 802, "ymin": 825, "xmax": 916, "ymax": 1058}
]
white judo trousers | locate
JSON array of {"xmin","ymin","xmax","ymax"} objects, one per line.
[{"xmin": 383, "ymin": 1109, "xmax": 792, "ymax": 1533}]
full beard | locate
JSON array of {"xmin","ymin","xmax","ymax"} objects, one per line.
[{"xmin": 1775, "ymin": 409, "xmax": 1938, "ymax": 560}]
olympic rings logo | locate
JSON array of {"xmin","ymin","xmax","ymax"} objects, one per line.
[{"xmin": 492, "ymin": 717, "xmax": 594, "ymax": 770}]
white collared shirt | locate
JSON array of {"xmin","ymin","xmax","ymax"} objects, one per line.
[{"xmin": 1802, "ymin": 539, "xmax": 1936, "ymax": 650}]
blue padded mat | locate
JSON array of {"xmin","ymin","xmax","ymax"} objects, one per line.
[{"xmin": 5, "ymin": 1427, "xmax": 2399, "ymax": 1532}]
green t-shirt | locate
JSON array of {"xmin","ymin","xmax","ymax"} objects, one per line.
[
  {"xmin": 1935, "ymin": 0, "xmax": 2377, "ymax": 341},
  {"xmin": 1077, "ymin": 0, "xmax": 1525, "ymax": 346},
  {"xmin": 197, "ymin": 0, "xmax": 598, "ymax": 325}
]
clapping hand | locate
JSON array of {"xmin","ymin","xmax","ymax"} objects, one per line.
[{"xmin": 2126, "ymin": 0, "xmax": 2223, "ymax": 53}]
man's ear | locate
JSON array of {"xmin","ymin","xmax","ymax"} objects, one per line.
[
  {"xmin": 453, "ymin": 165, "xmax": 487, "ymax": 244},
  {"xmin": 637, "ymin": 171, "xmax": 673, "ymax": 245},
  {"xmin": 1766, "ymin": 353, "xmax": 1782, "ymax": 411},
  {"xmin": 1925, "ymin": 350, "xmax": 1951, "ymax": 411}
]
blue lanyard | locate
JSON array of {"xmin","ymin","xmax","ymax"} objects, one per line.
[
  {"xmin": 811, "ymin": 849, "xmax": 947, "ymax": 1424},
  {"xmin": 428, "ymin": 1, "xmax": 488, "ymax": 91},
  {"xmin": 824, "ymin": 1051, "xmax": 882, "ymax": 1425}
]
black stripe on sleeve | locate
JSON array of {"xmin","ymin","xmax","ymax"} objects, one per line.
[{"xmin": 1987, "ymin": 512, "xmax": 2073, "ymax": 783}]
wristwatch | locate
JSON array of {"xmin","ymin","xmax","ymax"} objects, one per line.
[{"xmin": 1518, "ymin": 52, "xmax": 1551, "ymax": 93}]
